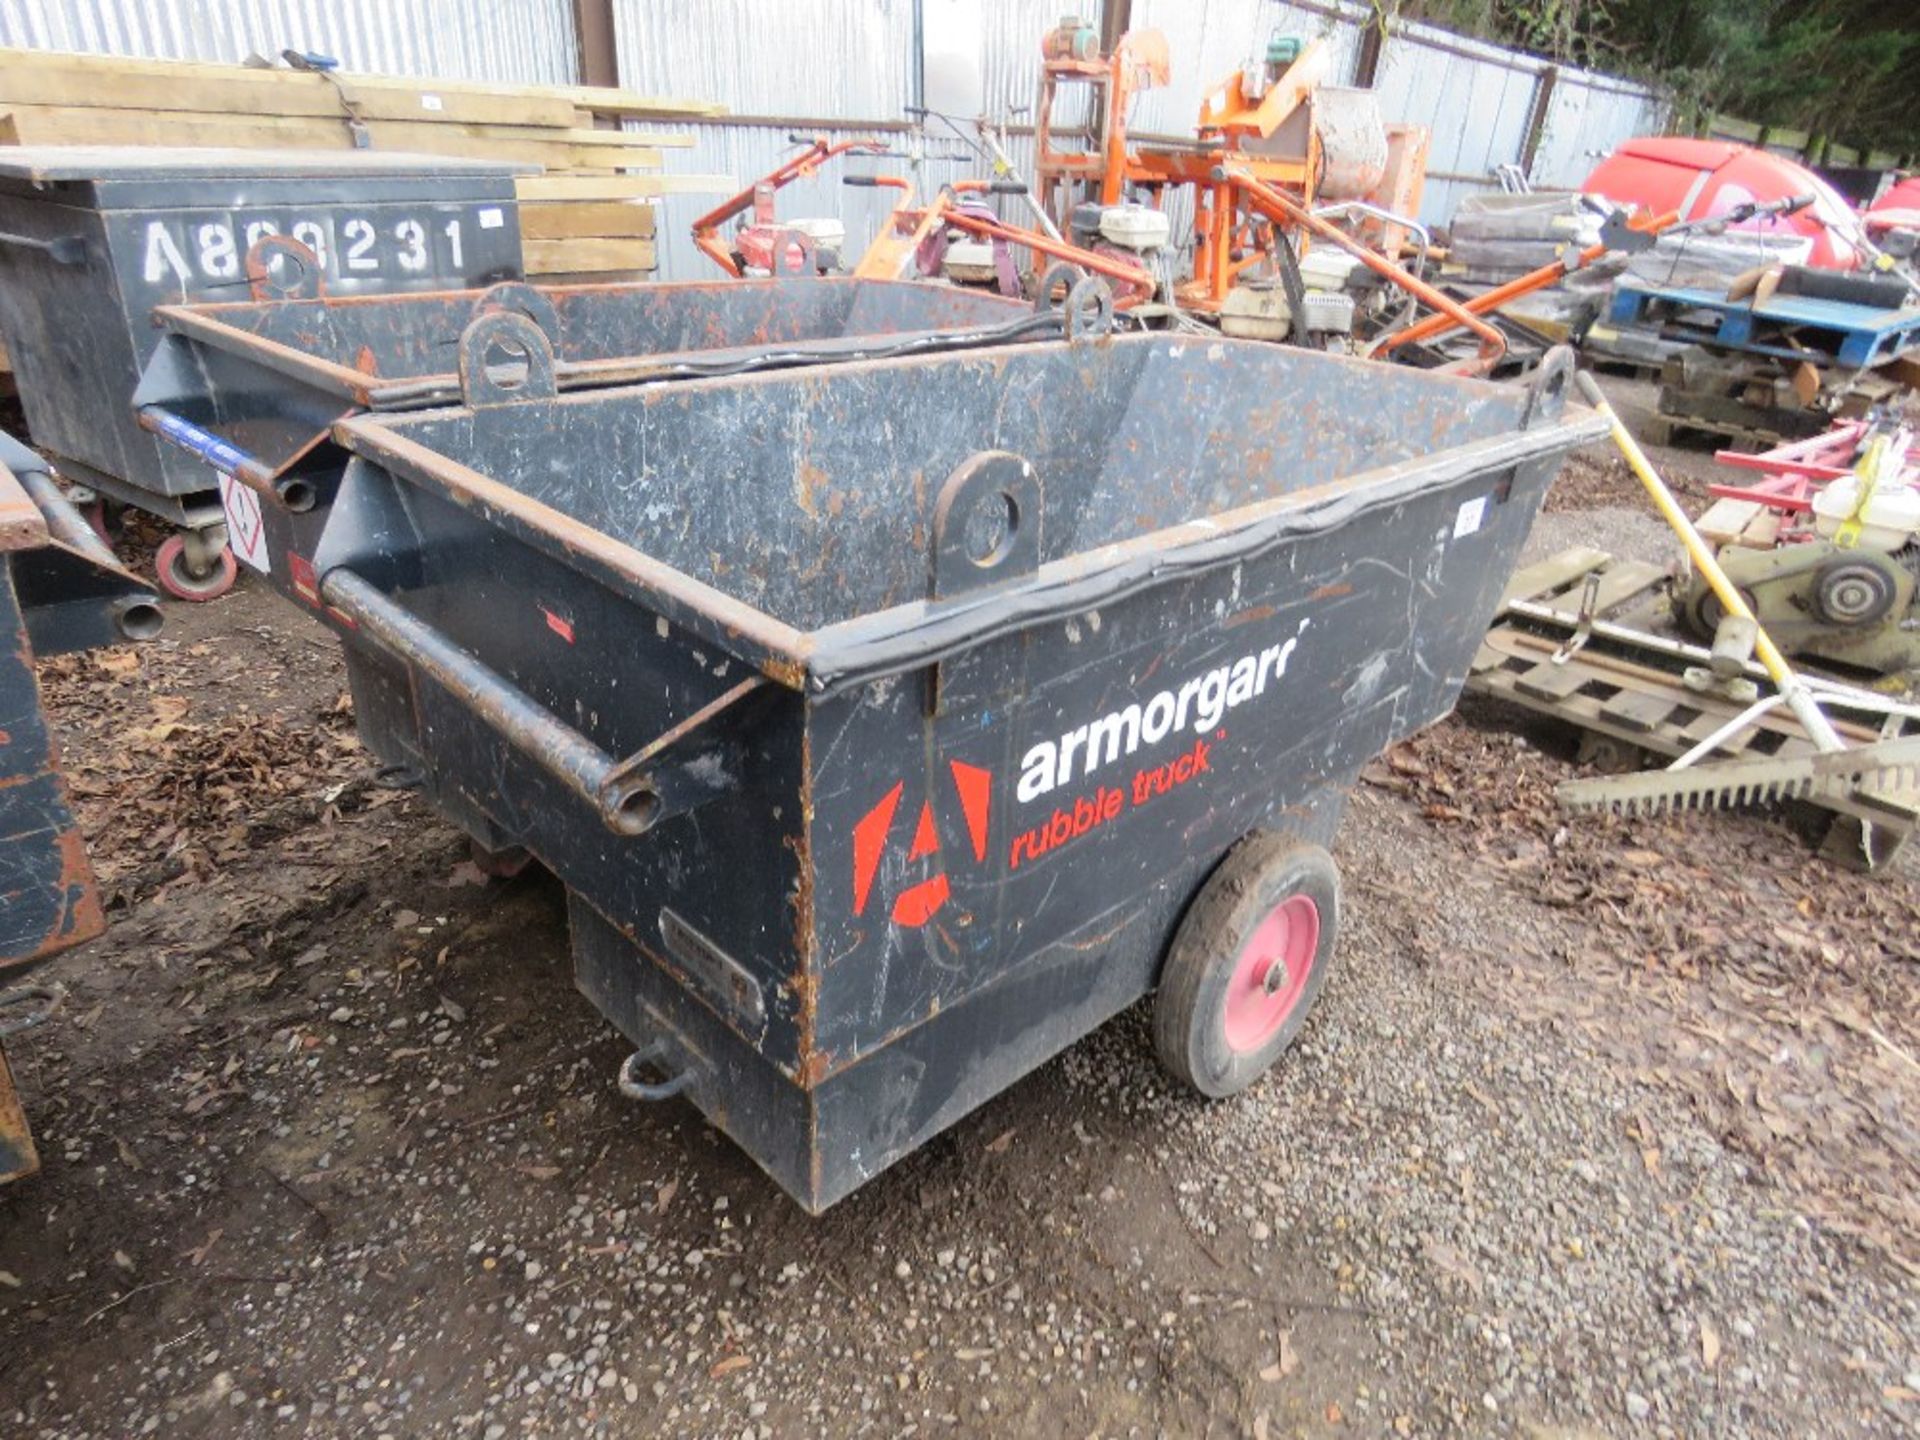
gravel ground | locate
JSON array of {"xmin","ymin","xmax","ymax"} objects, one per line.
[{"xmin": 2, "ymin": 374, "xmax": 1916, "ymax": 1437}]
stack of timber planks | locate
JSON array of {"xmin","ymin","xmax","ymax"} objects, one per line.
[{"xmin": 0, "ymin": 48, "xmax": 736, "ymax": 280}]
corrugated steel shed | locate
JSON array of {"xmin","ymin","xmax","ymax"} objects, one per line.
[{"xmin": 0, "ymin": 0, "xmax": 579, "ymax": 85}]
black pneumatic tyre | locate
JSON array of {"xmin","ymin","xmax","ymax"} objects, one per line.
[{"xmin": 1154, "ymin": 834, "xmax": 1341, "ymax": 1099}]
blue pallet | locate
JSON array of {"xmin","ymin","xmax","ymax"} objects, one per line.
[{"xmin": 1606, "ymin": 281, "xmax": 1920, "ymax": 369}]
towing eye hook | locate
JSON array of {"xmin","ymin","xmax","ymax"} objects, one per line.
[{"xmin": 617, "ymin": 1043, "xmax": 694, "ymax": 1102}]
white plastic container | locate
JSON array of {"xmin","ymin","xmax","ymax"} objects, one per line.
[
  {"xmin": 1297, "ymin": 246, "xmax": 1359, "ymax": 292},
  {"xmin": 1812, "ymin": 473, "xmax": 1920, "ymax": 553},
  {"xmin": 1098, "ymin": 205, "xmax": 1172, "ymax": 251},
  {"xmin": 784, "ymin": 218, "xmax": 847, "ymax": 251}
]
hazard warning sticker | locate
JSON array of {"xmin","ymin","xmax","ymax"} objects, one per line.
[{"xmin": 219, "ymin": 473, "xmax": 270, "ymax": 575}]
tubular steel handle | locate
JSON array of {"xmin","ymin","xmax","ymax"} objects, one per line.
[
  {"xmin": 0, "ymin": 229, "xmax": 85, "ymax": 265},
  {"xmin": 318, "ymin": 568, "xmax": 663, "ymax": 835},
  {"xmin": 12, "ymin": 462, "xmax": 165, "ymax": 638},
  {"xmin": 135, "ymin": 404, "xmax": 284, "ymax": 500}
]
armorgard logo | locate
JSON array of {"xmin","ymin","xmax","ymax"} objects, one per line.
[
  {"xmin": 1015, "ymin": 621, "xmax": 1309, "ymax": 803},
  {"xmin": 850, "ymin": 760, "xmax": 993, "ymax": 929}
]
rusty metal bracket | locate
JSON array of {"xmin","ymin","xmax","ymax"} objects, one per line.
[
  {"xmin": 764, "ymin": 227, "xmax": 821, "ymax": 279},
  {"xmin": 1063, "ymin": 275, "xmax": 1116, "ymax": 341},
  {"xmin": 1519, "ymin": 346, "xmax": 1576, "ymax": 431},
  {"xmin": 458, "ymin": 310, "xmax": 559, "ymax": 407},
  {"xmin": 930, "ymin": 451, "xmax": 1043, "ymax": 602},
  {"xmin": 928, "ymin": 451, "xmax": 1043, "ymax": 715},
  {"xmin": 472, "ymin": 280, "xmax": 561, "ymax": 340},
  {"xmin": 244, "ymin": 234, "xmax": 326, "ymax": 303}
]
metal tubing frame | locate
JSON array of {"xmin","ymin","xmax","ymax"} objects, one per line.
[
  {"xmin": 1220, "ymin": 166, "xmax": 1505, "ymax": 371},
  {"xmin": 1380, "ymin": 208, "xmax": 1681, "ymax": 353}
]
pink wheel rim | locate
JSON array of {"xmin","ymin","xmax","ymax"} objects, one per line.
[{"xmin": 1222, "ymin": 894, "xmax": 1320, "ymax": 1053}]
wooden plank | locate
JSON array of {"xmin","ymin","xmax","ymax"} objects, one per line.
[
  {"xmin": 2, "ymin": 105, "xmax": 363, "ymax": 152},
  {"xmin": 1695, "ymin": 497, "xmax": 1764, "ymax": 547},
  {"xmin": 548, "ymin": 84, "xmax": 725, "ymax": 120},
  {"xmin": 523, "ymin": 237, "xmax": 657, "ymax": 273},
  {"xmin": 563, "ymin": 146, "xmax": 665, "ymax": 171},
  {"xmin": 1742, "ymin": 510, "xmax": 1781, "ymax": 549},
  {"xmin": 562, "ymin": 127, "xmax": 694, "ymax": 149},
  {"xmin": 516, "ymin": 173, "xmax": 733, "ymax": 201},
  {"xmin": 1530, "ymin": 559, "xmax": 1666, "ymax": 622},
  {"xmin": 519, "ymin": 201, "xmax": 657, "ymax": 240},
  {"xmin": 1598, "ymin": 689, "xmax": 1678, "ymax": 734},
  {"xmin": 0, "ymin": 50, "xmax": 718, "ymax": 128},
  {"xmin": 0, "ymin": 50, "xmax": 579, "ymax": 128},
  {"xmin": 1514, "ymin": 661, "xmax": 1590, "ymax": 703},
  {"xmin": 0, "ymin": 106, "xmax": 572, "ymax": 167},
  {"xmin": 1583, "ymin": 561, "xmax": 1669, "ymax": 615},
  {"xmin": 1498, "ymin": 546, "xmax": 1611, "ymax": 607}
]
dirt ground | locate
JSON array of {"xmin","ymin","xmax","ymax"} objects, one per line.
[{"xmin": 2, "ymin": 378, "xmax": 1917, "ymax": 1439}]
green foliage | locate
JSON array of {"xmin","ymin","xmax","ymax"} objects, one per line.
[{"xmin": 1394, "ymin": 0, "xmax": 1919, "ymax": 155}]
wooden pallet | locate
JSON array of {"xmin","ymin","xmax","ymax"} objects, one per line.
[
  {"xmin": 1467, "ymin": 547, "xmax": 1919, "ymax": 862},
  {"xmin": 1608, "ymin": 280, "xmax": 1920, "ymax": 370}
]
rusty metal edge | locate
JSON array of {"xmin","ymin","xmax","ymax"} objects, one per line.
[
  {"xmin": 329, "ymin": 416, "xmax": 816, "ymax": 690},
  {"xmin": 802, "ymin": 410, "xmax": 1613, "ymax": 693}
]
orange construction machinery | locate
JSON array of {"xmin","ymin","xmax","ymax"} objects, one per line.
[
  {"xmin": 692, "ymin": 136, "xmax": 894, "ymax": 276},
  {"xmin": 1029, "ymin": 23, "xmax": 1432, "ymax": 317}
]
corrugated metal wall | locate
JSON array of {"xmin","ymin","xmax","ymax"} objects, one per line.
[
  {"xmin": 0, "ymin": 0, "xmax": 579, "ymax": 85},
  {"xmin": 1128, "ymin": 0, "xmax": 1360, "ymax": 136},
  {"xmin": 608, "ymin": 0, "xmax": 926, "ymax": 280},
  {"xmin": 1533, "ymin": 68, "xmax": 1670, "ymax": 189},
  {"xmin": 6, "ymin": 0, "xmax": 1670, "ymax": 277}
]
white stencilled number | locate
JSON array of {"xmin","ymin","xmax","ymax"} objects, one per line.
[
  {"xmin": 291, "ymin": 220, "xmax": 328, "ymax": 270},
  {"xmin": 196, "ymin": 222, "xmax": 239, "ymax": 278},
  {"xmin": 393, "ymin": 218, "xmax": 428, "ymax": 271},
  {"xmin": 342, "ymin": 217, "xmax": 378, "ymax": 272},
  {"xmin": 242, "ymin": 220, "xmax": 280, "ymax": 253},
  {"xmin": 443, "ymin": 217, "xmax": 465, "ymax": 269}
]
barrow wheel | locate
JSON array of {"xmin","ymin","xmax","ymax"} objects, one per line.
[
  {"xmin": 1153, "ymin": 834, "xmax": 1340, "ymax": 1099},
  {"xmin": 154, "ymin": 533, "xmax": 239, "ymax": 602}
]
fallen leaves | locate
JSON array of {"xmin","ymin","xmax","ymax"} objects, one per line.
[
  {"xmin": 1375, "ymin": 720, "xmax": 1920, "ymax": 1271},
  {"xmin": 1257, "ymin": 1328, "xmax": 1298, "ymax": 1382},
  {"xmin": 708, "ymin": 1353, "xmax": 751, "ymax": 1379}
]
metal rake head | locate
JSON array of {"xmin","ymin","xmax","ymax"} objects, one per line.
[{"xmin": 1557, "ymin": 737, "xmax": 1920, "ymax": 818}]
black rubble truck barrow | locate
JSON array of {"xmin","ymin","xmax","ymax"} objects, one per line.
[
  {"xmin": 306, "ymin": 318, "xmax": 1603, "ymax": 1211},
  {"xmin": 130, "ymin": 264, "xmax": 1039, "ymax": 623},
  {"xmin": 1, "ymin": 431, "xmax": 163, "ymax": 1183}
]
